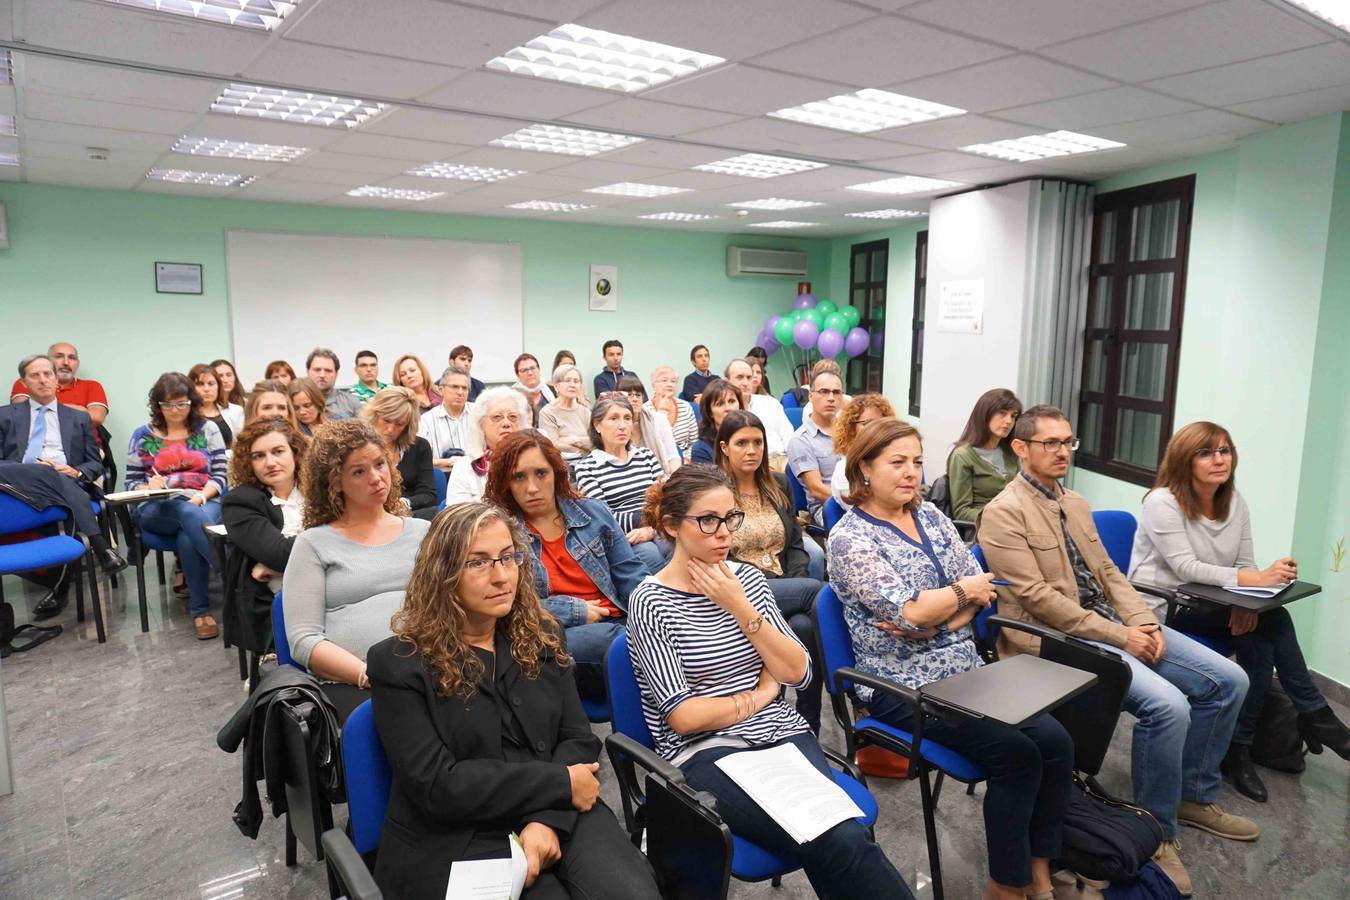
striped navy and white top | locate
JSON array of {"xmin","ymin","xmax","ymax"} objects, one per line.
[
  {"xmin": 573, "ymin": 446, "xmax": 665, "ymax": 531},
  {"xmin": 628, "ymin": 562, "xmax": 812, "ymax": 765}
]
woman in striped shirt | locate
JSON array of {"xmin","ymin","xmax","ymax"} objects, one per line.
[
  {"xmin": 627, "ymin": 465, "xmax": 912, "ymax": 900},
  {"xmin": 572, "ymin": 397, "xmax": 667, "ymax": 573}
]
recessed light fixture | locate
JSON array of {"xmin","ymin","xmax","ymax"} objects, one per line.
[
  {"xmin": 1282, "ymin": 1, "xmax": 1350, "ymax": 31},
  {"xmin": 93, "ymin": 0, "xmax": 300, "ymax": 31},
  {"xmin": 487, "ymin": 23, "xmax": 725, "ymax": 93},
  {"xmin": 508, "ymin": 201, "xmax": 597, "ymax": 212},
  {"xmin": 846, "ymin": 209, "xmax": 926, "ymax": 220},
  {"xmin": 585, "ymin": 182, "xmax": 690, "ymax": 197},
  {"xmin": 491, "ymin": 124, "xmax": 643, "ymax": 157},
  {"xmin": 748, "ymin": 220, "xmax": 820, "ymax": 229},
  {"xmin": 728, "ymin": 198, "xmax": 823, "ymax": 210},
  {"xmin": 147, "ymin": 168, "xmax": 255, "ymax": 187},
  {"xmin": 210, "ymin": 84, "xmax": 387, "ymax": 129},
  {"xmin": 694, "ymin": 153, "xmax": 826, "ymax": 179},
  {"xmin": 0, "ymin": 115, "xmax": 16, "ymax": 138},
  {"xmin": 346, "ymin": 186, "xmax": 444, "ymax": 201},
  {"xmin": 0, "ymin": 52, "xmax": 12, "ymax": 86},
  {"xmin": 405, "ymin": 162, "xmax": 526, "ymax": 182},
  {"xmin": 639, "ymin": 212, "xmax": 720, "ymax": 221},
  {"xmin": 846, "ymin": 175, "xmax": 961, "ymax": 195},
  {"xmin": 0, "ymin": 153, "xmax": 19, "ymax": 167},
  {"xmin": 961, "ymin": 131, "xmax": 1125, "ymax": 162},
  {"xmin": 770, "ymin": 89, "xmax": 966, "ymax": 134},
  {"xmin": 172, "ymin": 136, "xmax": 308, "ymax": 162}
]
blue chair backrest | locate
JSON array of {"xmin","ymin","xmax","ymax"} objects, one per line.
[
  {"xmin": 785, "ymin": 466, "xmax": 809, "ymax": 514},
  {"xmin": 690, "ymin": 403, "xmax": 701, "ymax": 423},
  {"xmin": 0, "ymin": 492, "xmax": 71, "ymax": 536},
  {"xmin": 814, "ymin": 585, "xmax": 859, "ymax": 696},
  {"xmin": 273, "ymin": 592, "xmax": 299, "ymax": 670},
  {"xmin": 824, "ymin": 497, "xmax": 845, "ymax": 533},
  {"xmin": 1092, "ymin": 510, "xmax": 1137, "ymax": 573},
  {"xmin": 970, "ymin": 543, "xmax": 986, "ymax": 571},
  {"xmin": 433, "ymin": 467, "xmax": 448, "ymax": 508},
  {"xmin": 780, "ymin": 391, "xmax": 799, "ymax": 410},
  {"xmin": 605, "ymin": 632, "xmax": 657, "ymax": 751},
  {"xmin": 969, "ymin": 544, "xmax": 1000, "ymax": 645},
  {"xmin": 342, "ymin": 700, "xmax": 392, "ymax": 856},
  {"xmin": 784, "ymin": 407, "xmax": 803, "ymax": 430}
]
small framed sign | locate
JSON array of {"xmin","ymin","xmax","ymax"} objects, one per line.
[{"xmin": 155, "ymin": 261, "xmax": 203, "ymax": 295}]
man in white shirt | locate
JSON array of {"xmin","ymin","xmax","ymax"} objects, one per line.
[
  {"xmin": 725, "ymin": 358, "xmax": 794, "ymax": 469},
  {"xmin": 420, "ymin": 366, "xmax": 473, "ymax": 471}
]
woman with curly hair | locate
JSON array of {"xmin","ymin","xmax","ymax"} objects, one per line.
[
  {"xmin": 367, "ymin": 502, "xmax": 660, "ymax": 900},
  {"xmin": 281, "ymin": 419, "xmax": 429, "ymax": 721},
  {"xmin": 828, "ymin": 393, "xmax": 896, "ymax": 509}
]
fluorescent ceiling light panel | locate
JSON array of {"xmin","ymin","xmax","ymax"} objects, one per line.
[
  {"xmin": 346, "ymin": 186, "xmax": 443, "ymax": 201},
  {"xmin": 1282, "ymin": 1, "xmax": 1350, "ymax": 31},
  {"xmin": 846, "ymin": 208, "xmax": 926, "ymax": 219},
  {"xmin": 846, "ymin": 175, "xmax": 961, "ymax": 195},
  {"xmin": 0, "ymin": 115, "xmax": 15, "ymax": 138},
  {"xmin": 508, "ymin": 201, "xmax": 596, "ymax": 212},
  {"xmin": 406, "ymin": 162, "xmax": 525, "ymax": 182},
  {"xmin": 0, "ymin": 153, "xmax": 18, "ymax": 167},
  {"xmin": 728, "ymin": 198, "xmax": 823, "ymax": 210},
  {"xmin": 211, "ymin": 84, "xmax": 386, "ymax": 129},
  {"xmin": 172, "ymin": 136, "xmax": 308, "ymax": 162},
  {"xmin": 0, "ymin": 52, "xmax": 12, "ymax": 86},
  {"xmin": 585, "ymin": 182, "xmax": 690, "ymax": 197},
  {"xmin": 491, "ymin": 123, "xmax": 643, "ymax": 157},
  {"xmin": 748, "ymin": 220, "xmax": 819, "ymax": 229},
  {"xmin": 770, "ymin": 89, "xmax": 965, "ymax": 134},
  {"xmin": 639, "ymin": 212, "xmax": 720, "ymax": 221},
  {"xmin": 147, "ymin": 168, "xmax": 255, "ymax": 187},
  {"xmin": 486, "ymin": 23, "xmax": 725, "ymax": 93},
  {"xmin": 961, "ymin": 130, "xmax": 1125, "ymax": 162},
  {"xmin": 93, "ymin": 0, "xmax": 300, "ymax": 32},
  {"xmin": 693, "ymin": 153, "xmax": 826, "ymax": 179}
]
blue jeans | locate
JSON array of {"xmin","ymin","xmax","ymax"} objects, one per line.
[
  {"xmin": 681, "ymin": 732, "xmax": 913, "ymax": 900},
  {"xmin": 1087, "ymin": 625, "xmax": 1248, "ymax": 838},
  {"xmin": 632, "ymin": 538, "xmax": 672, "ymax": 573},
  {"xmin": 802, "ymin": 536, "xmax": 826, "ymax": 580},
  {"xmin": 135, "ymin": 497, "xmax": 222, "ymax": 616},
  {"xmin": 566, "ymin": 620, "xmax": 625, "ymax": 699}
]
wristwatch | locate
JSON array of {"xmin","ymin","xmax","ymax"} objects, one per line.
[{"xmin": 743, "ymin": 614, "xmax": 764, "ymax": 635}]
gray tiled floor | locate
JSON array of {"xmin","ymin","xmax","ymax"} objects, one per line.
[{"xmin": 1, "ymin": 570, "xmax": 1347, "ymax": 899}]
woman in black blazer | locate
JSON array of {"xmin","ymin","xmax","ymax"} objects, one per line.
[
  {"xmin": 367, "ymin": 503, "xmax": 659, "ymax": 900},
  {"xmin": 363, "ymin": 386, "xmax": 438, "ymax": 519},
  {"xmin": 221, "ymin": 418, "xmax": 308, "ymax": 653}
]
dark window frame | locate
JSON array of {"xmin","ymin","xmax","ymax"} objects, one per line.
[
  {"xmin": 1076, "ymin": 175, "xmax": 1195, "ymax": 487},
  {"xmin": 847, "ymin": 239, "xmax": 889, "ymax": 395},
  {"xmin": 909, "ymin": 230, "xmax": 928, "ymax": 416}
]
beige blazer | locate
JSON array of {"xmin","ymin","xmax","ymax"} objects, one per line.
[{"xmin": 977, "ymin": 474, "xmax": 1158, "ymax": 658}]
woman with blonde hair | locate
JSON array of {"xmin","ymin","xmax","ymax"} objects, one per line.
[
  {"xmin": 392, "ymin": 353, "xmax": 441, "ymax": 413},
  {"xmin": 287, "ymin": 377, "xmax": 327, "ymax": 438},
  {"xmin": 362, "ymin": 386, "xmax": 437, "ymax": 519},
  {"xmin": 282, "ymin": 419, "xmax": 429, "ymax": 721},
  {"xmin": 645, "ymin": 365, "xmax": 698, "ymax": 452},
  {"xmin": 367, "ymin": 502, "xmax": 660, "ymax": 900},
  {"xmin": 829, "ymin": 393, "xmax": 896, "ymax": 508}
]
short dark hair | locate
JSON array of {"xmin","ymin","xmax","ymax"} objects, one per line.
[
  {"xmin": 552, "ymin": 350, "xmax": 575, "ymax": 373},
  {"xmin": 697, "ymin": 377, "xmax": 743, "ymax": 445},
  {"xmin": 690, "ymin": 344, "xmax": 708, "ymax": 362},
  {"xmin": 1014, "ymin": 404, "xmax": 1068, "ymax": 443},
  {"xmin": 17, "ymin": 354, "xmax": 53, "ymax": 378},
  {"xmin": 306, "ymin": 348, "xmax": 340, "ymax": 371},
  {"xmin": 147, "ymin": 372, "xmax": 206, "ymax": 433},
  {"xmin": 745, "ymin": 346, "xmax": 767, "ymax": 363},
  {"xmin": 615, "ymin": 374, "xmax": 646, "ymax": 401},
  {"xmin": 354, "ymin": 350, "xmax": 378, "ymax": 364},
  {"xmin": 449, "ymin": 345, "xmax": 473, "ymax": 361},
  {"xmin": 513, "ymin": 353, "xmax": 540, "ymax": 375},
  {"xmin": 602, "ymin": 339, "xmax": 623, "ymax": 354}
]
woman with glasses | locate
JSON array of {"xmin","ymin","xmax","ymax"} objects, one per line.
[
  {"xmin": 127, "ymin": 372, "xmax": 229, "ymax": 639},
  {"xmin": 946, "ymin": 388, "xmax": 1023, "ymax": 523},
  {"xmin": 366, "ymin": 502, "xmax": 661, "ymax": 900},
  {"xmin": 572, "ymin": 397, "xmax": 667, "ymax": 572},
  {"xmin": 1130, "ymin": 421, "xmax": 1350, "ymax": 801},
  {"xmin": 628, "ymin": 465, "xmax": 913, "ymax": 900},
  {"xmin": 615, "ymin": 375, "xmax": 680, "ymax": 475},
  {"xmin": 445, "ymin": 387, "xmax": 527, "ymax": 505},
  {"xmin": 282, "ymin": 419, "xmax": 429, "ymax": 722},
  {"xmin": 512, "ymin": 353, "xmax": 556, "ymax": 423},
  {"xmin": 539, "ymin": 363, "xmax": 591, "ymax": 459},
  {"xmin": 645, "ymin": 365, "xmax": 698, "ymax": 453}
]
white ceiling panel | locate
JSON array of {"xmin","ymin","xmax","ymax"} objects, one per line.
[
  {"xmin": 1227, "ymin": 83, "xmax": 1350, "ymax": 124},
  {"xmin": 242, "ymin": 42, "xmax": 463, "ymax": 101},
  {"xmin": 878, "ymin": 114, "xmax": 1042, "ymax": 149},
  {"xmin": 0, "ymin": 136, "xmax": 19, "ymax": 157},
  {"xmin": 996, "ymin": 87, "xmax": 1201, "ymax": 130},
  {"xmin": 283, "ymin": 150, "xmax": 412, "ymax": 175},
  {"xmin": 283, "ymin": 0, "xmax": 547, "ymax": 68},
  {"xmin": 1094, "ymin": 109, "xmax": 1270, "ymax": 145},
  {"xmin": 641, "ymin": 65, "xmax": 851, "ymax": 117},
  {"xmin": 20, "ymin": 138, "xmax": 163, "ymax": 168},
  {"xmin": 599, "ymin": 139, "xmax": 729, "ymax": 169},
  {"xmin": 18, "ymin": 56, "xmax": 222, "ymax": 114},
  {"xmin": 418, "ymin": 71, "xmax": 613, "ymax": 120},
  {"xmin": 443, "ymin": 146, "xmax": 578, "ymax": 173},
  {"xmin": 890, "ymin": 55, "xmax": 1118, "ymax": 114},
  {"xmin": 1040, "ymin": 0, "xmax": 1331, "ymax": 83},
  {"xmin": 880, "ymin": 150, "xmax": 997, "ymax": 175},
  {"xmin": 147, "ymin": 153, "xmax": 286, "ymax": 177},
  {"xmin": 803, "ymin": 135, "xmax": 930, "ymax": 163},
  {"xmin": 541, "ymin": 158, "xmax": 678, "ymax": 182},
  {"xmin": 266, "ymin": 164, "xmax": 370, "ymax": 186},
  {"xmin": 322, "ymin": 132, "xmax": 474, "ymax": 162},
  {"xmin": 363, "ymin": 108, "xmax": 523, "ymax": 145},
  {"xmin": 23, "ymin": 158, "xmax": 148, "ymax": 190},
  {"xmin": 234, "ymin": 179, "xmax": 345, "ymax": 203},
  {"xmin": 466, "ymin": 0, "xmax": 611, "ymax": 20},
  {"xmin": 679, "ymin": 117, "xmax": 855, "ymax": 153},
  {"xmin": 20, "ymin": 119, "xmax": 177, "ymax": 151},
  {"xmin": 749, "ymin": 16, "xmax": 1009, "ymax": 87},
  {"xmin": 22, "ymin": 90, "xmax": 201, "ymax": 135},
  {"xmin": 900, "ymin": 0, "xmax": 1214, "ymax": 50},
  {"xmin": 1142, "ymin": 43, "xmax": 1350, "ymax": 107},
  {"xmin": 562, "ymin": 98, "xmax": 746, "ymax": 137}
]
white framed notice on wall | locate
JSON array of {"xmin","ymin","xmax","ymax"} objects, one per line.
[
  {"xmin": 589, "ymin": 264, "xmax": 618, "ymax": 311},
  {"xmin": 938, "ymin": 279, "xmax": 984, "ymax": 334}
]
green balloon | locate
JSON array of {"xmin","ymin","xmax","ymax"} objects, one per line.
[
  {"xmin": 824, "ymin": 312, "xmax": 848, "ymax": 333},
  {"xmin": 816, "ymin": 299, "xmax": 838, "ymax": 316},
  {"xmin": 802, "ymin": 308, "xmax": 824, "ymax": 327},
  {"xmin": 840, "ymin": 305, "xmax": 862, "ymax": 328},
  {"xmin": 773, "ymin": 317, "xmax": 796, "ymax": 344}
]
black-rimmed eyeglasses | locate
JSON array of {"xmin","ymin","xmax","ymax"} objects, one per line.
[
  {"xmin": 464, "ymin": 551, "xmax": 525, "ymax": 573},
  {"xmin": 1025, "ymin": 437, "xmax": 1080, "ymax": 453},
  {"xmin": 681, "ymin": 512, "xmax": 745, "ymax": 534}
]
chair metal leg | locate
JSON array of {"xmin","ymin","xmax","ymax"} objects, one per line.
[
  {"xmin": 85, "ymin": 553, "xmax": 106, "ymax": 643},
  {"xmin": 155, "ymin": 550, "xmax": 166, "ymax": 585},
  {"xmin": 285, "ymin": 816, "xmax": 297, "ymax": 867},
  {"xmin": 771, "ymin": 874, "xmax": 782, "ymax": 888},
  {"xmin": 237, "ymin": 644, "xmax": 248, "ymax": 681},
  {"xmin": 73, "ymin": 562, "xmax": 85, "ymax": 622},
  {"xmin": 132, "ymin": 529, "xmax": 149, "ymax": 632},
  {"xmin": 932, "ymin": 769, "xmax": 945, "ymax": 807},
  {"xmin": 917, "ymin": 766, "xmax": 946, "ymax": 900},
  {"xmin": 966, "ymin": 782, "xmax": 975, "ymax": 796}
]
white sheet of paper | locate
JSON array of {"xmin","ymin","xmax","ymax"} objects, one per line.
[
  {"xmin": 444, "ymin": 835, "xmax": 528, "ymax": 900},
  {"xmin": 102, "ymin": 488, "xmax": 194, "ymax": 502},
  {"xmin": 714, "ymin": 743, "xmax": 864, "ymax": 844},
  {"xmin": 1223, "ymin": 583, "xmax": 1289, "ymax": 599}
]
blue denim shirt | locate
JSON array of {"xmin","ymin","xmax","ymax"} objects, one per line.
[{"xmin": 521, "ymin": 497, "xmax": 652, "ymax": 628}]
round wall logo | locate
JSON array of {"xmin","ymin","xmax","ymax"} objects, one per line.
[{"xmin": 594, "ymin": 277, "xmax": 612, "ymax": 296}]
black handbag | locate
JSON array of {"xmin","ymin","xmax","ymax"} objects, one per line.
[
  {"xmin": 1250, "ymin": 682, "xmax": 1306, "ymax": 773},
  {"xmin": 1057, "ymin": 773, "xmax": 1164, "ymax": 883}
]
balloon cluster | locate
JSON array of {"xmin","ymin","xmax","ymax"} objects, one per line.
[{"xmin": 754, "ymin": 293, "xmax": 875, "ymax": 360}]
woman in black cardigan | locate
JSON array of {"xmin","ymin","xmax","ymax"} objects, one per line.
[
  {"xmin": 221, "ymin": 417, "xmax": 308, "ymax": 654},
  {"xmin": 714, "ymin": 410, "xmax": 825, "ymax": 732},
  {"xmin": 363, "ymin": 386, "xmax": 438, "ymax": 519},
  {"xmin": 367, "ymin": 503, "xmax": 659, "ymax": 900}
]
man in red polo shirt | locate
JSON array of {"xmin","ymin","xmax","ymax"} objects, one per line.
[{"xmin": 10, "ymin": 342, "xmax": 109, "ymax": 435}]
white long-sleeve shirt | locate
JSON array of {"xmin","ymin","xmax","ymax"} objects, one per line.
[
  {"xmin": 1128, "ymin": 487, "xmax": 1256, "ymax": 612},
  {"xmin": 748, "ymin": 393, "xmax": 794, "ymax": 458}
]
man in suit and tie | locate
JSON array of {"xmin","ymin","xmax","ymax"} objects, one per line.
[{"xmin": 0, "ymin": 354, "xmax": 127, "ymax": 619}]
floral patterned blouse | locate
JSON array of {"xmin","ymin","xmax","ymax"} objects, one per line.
[
  {"xmin": 731, "ymin": 491, "xmax": 785, "ymax": 576},
  {"xmin": 828, "ymin": 501, "xmax": 984, "ymax": 702},
  {"xmin": 125, "ymin": 422, "xmax": 228, "ymax": 495}
]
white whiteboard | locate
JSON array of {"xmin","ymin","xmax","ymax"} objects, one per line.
[{"xmin": 225, "ymin": 230, "xmax": 523, "ymax": 386}]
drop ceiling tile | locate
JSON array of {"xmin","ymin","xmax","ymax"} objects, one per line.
[
  {"xmin": 600, "ymin": 140, "xmax": 730, "ymax": 169},
  {"xmin": 22, "ymin": 90, "xmax": 201, "ymax": 135},
  {"xmin": 577, "ymin": 0, "xmax": 875, "ymax": 60},
  {"xmin": 562, "ymin": 98, "xmax": 746, "ymax": 137},
  {"xmin": 890, "ymin": 55, "xmax": 1118, "ymax": 113},
  {"xmin": 754, "ymin": 165, "xmax": 893, "ymax": 192},
  {"xmin": 418, "ymin": 70, "xmax": 613, "ymax": 119},
  {"xmin": 916, "ymin": 161, "xmax": 1040, "ymax": 183},
  {"xmin": 20, "ymin": 139, "xmax": 161, "ymax": 169},
  {"xmin": 1151, "ymin": 133, "xmax": 1249, "ymax": 158},
  {"xmin": 198, "ymin": 114, "xmax": 352, "ymax": 148},
  {"xmin": 269, "ymin": 165, "xmax": 368, "ymax": 186},
  {"xmin": 20, "ymin": 120, "xmax": 176, "ymax": 152},
  {"xmin": 1043, "ymin": 146, "xmax": 1181, "ymax": 176},
  {"xmin": 364, "ymin": 108, "xmax": 522, "ymax": 145},
  {"xmin": 997, "ymin": 87, "xmax": 1200, "ymax": 130},
  {"xmin": 877, "ymin": 114, "xmax": 1042, "ymax": 149},
  {"xmin": 284, "ymin": 0, "xmax": 547, "ymax": 68},
  {"xmin": 749, "ymin": 16, "xmax": 1008, "ymax": 87},
  {"xmin": 471, "ymin": 0, "xmax": 611, "ymax": 18},
  {"xmin": 641, "ymin": 65, "xmax": 852, "ymax": 116},
  {"xmin": 808, "ymin": 135, "xmax": 930, "ymax": 162},
  {"xmin": 637, "ymin": 170, "xmax": 752, "ymax": 190},
  {"xmin": 20, "ymin": 56, "xmax": 222, "ymax": 113},
  {"xmin": 285, "ymin": 151, "xmax": 411, "ymax": 175},
  {"xmin": 542, "ymin": 158, "xmax": 677, "ymax": 181},
  {"xmin": 235, "ymin": 179, "xmax": 345, "ymax": 203},
  {"xmin": 1040, "ymin": 0, "xmax": 1330, "ymax": 83},
  {"xmin": 1094, "ymin": 109, "xmax": 1269, "ymax": 145},
  {"xmin": 0, "ymin": 89, "xmax": 14, "ymax": 117},
  {"xmin": 22, "ymin": 158, "xmax": 147, "ymax": 190},
  {"xmin": 900, "ymin": 0, "xmax": 1213, "ymax": 50},
  {"xmin": 244, "ymin": 42, "xmax": 463, "ymax": 101},
  {"xmin": 375, "ymin": 173, "xmax": 489, "ymax": 193},
  {"xmin": 1228, "ymin": 83, "xmax": 1350, "ymax": 124},
  {"xmin": 1143, "ymin": 43, "xmax": 1350, "ymax": 107},
  {"xmin": 879, "ymin": 150, "xmax": 994, "ymax": 175},
  {"xmin": 322, "ymin": 133, "xmax": 475, "ymax": 162},
  {"xmin": 445, "ymin": 146, "xmax": 578, "ymax": 173},
  {"xmin": 150, "ymin": 154, "xmax": 286, "ymax": 177},
  {"xmin": 680, "ymin": 117, "xmax": 850, "ymax": 153},
  {"xmin": 455, "ymin": 182, "xmax": 584, "ymax": 202}
]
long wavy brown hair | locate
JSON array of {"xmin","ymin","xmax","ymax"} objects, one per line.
[
  {"xmin": 228, "ymin": 417, "xmax": 309, "ymax": 489},
  {"xmin": 484, "ymin": 429, "xmax": 581, "ymax": 516},
  {"xmin": 391, "ymin": 503, "xmax": 570, "ymax": 698},
  {"xmin": 301, "ymin": 420, "xmax": 405, "ymax": 529},
  {"xmin": 832, "ymin": 392, "xmax": 897, "ymax": 456},
  {"xmin": 1151, "ymin": 421, "xmax": 1239, "ymax": 522}
]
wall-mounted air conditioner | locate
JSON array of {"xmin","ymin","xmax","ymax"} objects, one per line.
[{"xmin": 726, "ymin": 245, "xmax": 808, "ymax": 277}]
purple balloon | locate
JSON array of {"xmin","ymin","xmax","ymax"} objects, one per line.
[
  {"xmin": 870, "ymin": 329, "xmax": 885, "ymax": 355},
  {"xmin": 765, "ymin": 314, "xmax": 782, "ymax": 332},
  {"xmin": 792, "ymin": 318, "xmax": 820, "ymax": 350},
  {"xmin": 762, "ymin": 337, "xmax": 782, "ymax": 357},
  {"xmin": 816, "ymin": 328, "xmax": 845, "ymax": 358},
  {"xmin": 844, "ymin": 326, "xmax": 870, "ymax": 358},
  {"xmin": 792, "ymin": 292, "xmax": 817, "ymax": 311}
]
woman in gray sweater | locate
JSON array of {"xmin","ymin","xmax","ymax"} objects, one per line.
[
  {"xmin": 282, "ymin": 419, "xmax": 430, "ymax": 721},
  {"xmin": 1130, "ymin": 421, "xmax": 1349, "ymax": 802}
]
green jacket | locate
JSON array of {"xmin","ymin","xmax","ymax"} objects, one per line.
[{"xmin": 947, "ymin": 443, "xmax": 1019, "ymax": 523}]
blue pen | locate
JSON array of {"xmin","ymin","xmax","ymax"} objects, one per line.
[{"xmin": 991, "ymin": 579, "xmax": 1012, "ymax": 587}]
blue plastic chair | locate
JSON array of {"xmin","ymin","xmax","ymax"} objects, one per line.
[
  {"xmin": 433, "ymin": 467, "xmax": 448, "ymax": 509},
  {"xmin": 784, "ymin": 406, "xmax": 803, "ymax": 430},
  {"xmin": 824, "ymin": 497, "xmax": 846, "ymax": 533},
  {"xmin": 581, "ymin": 695, "xmax": 610, "ymax": 723},
  {"xmin": 343, "ymin": 700, "xmax": 393, "ymax": 856},
  {"xmin": 968, "ymin": 544, "xmax": 1001, "ymax": 661},
  {"xmin": 0, "ymin": 492, "xmax": 103, "ymax": 641},
  {"xmin": 785, "ymin": 466, "xmax": 809, "ymax": 514},
  {"xmin": 814, "ymin": 585, "xmax": 985, "ymax": 900},
  {"xmin": 1092, "ymin": 510, "xmax": 1137, "ymax": 573},
  {"xmin": 780, "ymin": 391, "xmax": 799, "ymax": 410},
  {"xmin": 604, "ymin": 631, "xmax": 878, "ymax": 888},
  {"xmin": 273, "ymin": 592, "xmax": 299, "ymax": 670}
]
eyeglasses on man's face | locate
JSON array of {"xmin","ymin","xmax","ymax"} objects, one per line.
[
  {"xmin": 682, "ymin": 511, "xmax": 745, "ymax": 534},
  {"xmin": 813, "ymin": 388, "xmax": 844, "ymax": 398},
  {"xmin": 1195, "ymin": 446, "xmax": 1233, "ymax": 461},
  {"xmin": 464, "ymin": 551, "xmax": 526, "ymax": 573},
  {"xmin": 1025, "ymin": 437, "xmax": 1079, "ymax": 454}
]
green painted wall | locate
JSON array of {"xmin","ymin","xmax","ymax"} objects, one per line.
[{"xmin": 0, "ymin": 183, "xmax": 831, "ymax": 443}]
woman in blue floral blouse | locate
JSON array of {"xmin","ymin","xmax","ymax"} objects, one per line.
[{"xmin": 829, "ymin": 418, "xmax": 1073, "ymax": 900}]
